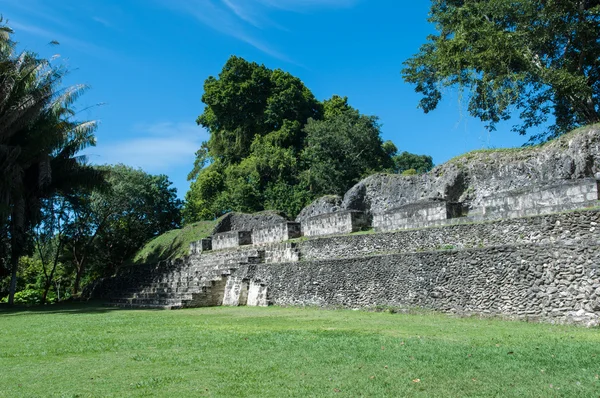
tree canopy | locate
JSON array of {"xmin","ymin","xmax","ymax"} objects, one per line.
[
  {"xmin": 185, "ymin": 57, "xmax": 433, "ymax": 222},
  {"xmin": 402, "ymin": 0, "xmax": 600, "ymax": 141},
  {"xmin": 1, "ymin": 164, "xmax": 182, "ymax": 303},
  {"xmin": 301, "ymin": 96, "xmax": 393, "ymax": 196}
]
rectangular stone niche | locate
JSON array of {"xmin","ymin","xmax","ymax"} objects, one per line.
[
  {"xmin": 189, "ymin": 238, "xmax": 212, "ymax": 254},
  {"xmin": 373, "ymin": 200, "xmax": 463, "ymax": 232},
  {"xmin": 472, "ymin": 178, "xmax": 600, "ymax": 220},
  {"xmin": 212, "ymin": 230, "xmax": 252, "ymax": 250},
  {"xmin": 252, "ymin": 222, "xmax": 301, "ymax": 245},
  {"xmin": 303, "ymin": 210, "xmax": 370, "ymax": 237}
]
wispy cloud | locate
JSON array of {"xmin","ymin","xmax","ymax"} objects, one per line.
[
  {"xmin": 9, "ymin": 20, "xmax": 116, "ymax": 60},
  {"xmin": 221, "ymin": 0, "xmax": 264, "ymax": 28},
  {"xmin": 257, "ymin": 0, "xmax": 359, "ymax": 12},
  {"xmin": 92, "ymin": 16, "xmax": 112, "ymax": 28},
  {"xmin": 2, "ymin": 0, "xmax": 74, "ymax": 29},
  {"xmin": 85, "ymin": 122, "xmax": 208, "ymax": 174},
  {"xmin": 160, "ymin": 0, "xmax": 292, "ymax": 62},
  {"xmin": 158, "ymin": 0, "xmax": 360, "ymax": 62}
]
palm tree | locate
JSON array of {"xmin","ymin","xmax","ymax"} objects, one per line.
[{"xmin": 0, "ymin": 20, "xmax": 105, "ymax": 304}]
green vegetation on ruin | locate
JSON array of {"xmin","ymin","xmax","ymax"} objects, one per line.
[
  {"xmin": 1, "ymin": 304, "xmax": 598, "ymax": 398},
  {"xmin": 447, "ymin": 123, "xmax": 600, "ymax": 165},
  {"xmin": 131, "ymin": 220, "xmax": 217, "ymax": 265}
]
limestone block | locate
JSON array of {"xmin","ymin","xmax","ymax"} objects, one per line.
[
  {"xmin": 252, "ymin": 222, "xmax": 301, "ymax": 245},
  {"xmin": 212, "ymin": 230, "xmax": 252, "ymax": 250},
  {"xmin": 303, "ymin": 210, "xmax": 369, "ymax": 237},
  {"xmin": 189, "ymin": 238, "xmax": 212, "ymax": 254}
]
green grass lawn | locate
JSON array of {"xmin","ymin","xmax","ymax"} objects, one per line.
[{"xmin": 0, "ymin": 304, "xmax": 599, "ymax": 397}]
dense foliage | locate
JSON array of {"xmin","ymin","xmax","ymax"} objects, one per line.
[
  {"xmin": 0, "ymin": 164, "xmax": 182, "ymax": 303},
  {"xmin": 403, "ymin": 0, "xmax": 600, "ymax": 142},
  {"xmin": 0, "ymin": 20, "xmax": 105, "ymax": 304},
  {"xmin": 185, "ymin": 56, "xmax": 432, "ymax": 222}
]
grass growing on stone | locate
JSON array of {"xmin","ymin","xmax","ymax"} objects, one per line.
[
  {"xmin": 1, "ymin": 304, "xmax": 599, "ymax": 397},
  {"xmin": 131, "ymin": 220, "xmax": 217, "ymax": 265}
]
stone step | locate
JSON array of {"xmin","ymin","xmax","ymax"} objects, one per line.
[
  {"xmin": 129, "ymin": 292, "xmax": 193, "ymax": 300},
  {"xmin": 105, "ymin": 302, "xmax": 181, "ymax": 310},
  {"xmin": 132, "ymin": 287, "xmax": 200, "ymax": 294},
  {"xmin": 109, "ymin": 297, "xmax": 185, "ymax": 306}
]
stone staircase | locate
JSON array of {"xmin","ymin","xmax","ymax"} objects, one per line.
[{"xmin": 106, "ymin": 248, "xmax": 265, "ymax": 309}]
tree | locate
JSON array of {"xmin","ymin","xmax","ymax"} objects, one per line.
[
  {"xmin": 62, "ymin": 165, "xmax": 182, "ymax": 293},
  {"xmin": 186, "ymin": 56, "xmax": 322, "ymax": 220},
  {"xmin": 402, "ymin": 0, "xmax": 600, "ymax": 141},
  {"xmin": 301, "ymin": 96, "xmax": 393, "ymax": 196},
  {"xmin": 197, "ymin": 56, "xmax": 321, "ymax": 163},
  {"xmin": 392, "ymin": 151, "xmax": 434, "ymax": 174},
  {"xmin": 0, "ymin": 21, "xmax": 104, "ymax": 304},
  {"xmin": 186, "ymin": 57, "xmax": 432, "ymax": 221}
]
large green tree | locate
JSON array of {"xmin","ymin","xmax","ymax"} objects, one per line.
[
  {"xmin": 186, "ymin": 56, "xmax": 322, "ymax": 220},
  {"xmin": 197, "ymin": 55, "xmax": 321, "ymax": 163},
  {"xmin": 403, "ymin": 0, "xmax": 600, "ymax": 141},
  {"xmin": 301, "ymin": 96, "xmax": 393, "ymax": 196},
  {"xmin": 186, "ymin": 57, "xmax": 433, "ymax": 222}
]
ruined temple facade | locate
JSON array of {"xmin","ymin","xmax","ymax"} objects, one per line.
[{"xmin": 97, "ymin": 126, "xmax": 600, "ymax": 326}]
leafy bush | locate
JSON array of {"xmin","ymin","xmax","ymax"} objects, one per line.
[
  {"xmin": 401, "ymin": 168, "xmax": 418, "ymax": 176},
  {"xmin": 1, "ymin": 289, "xmax": 43, "ymax": 305}
]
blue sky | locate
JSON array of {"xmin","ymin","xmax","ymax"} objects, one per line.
[{"xmin": 1, "ymin": 0, "xmax": 534, "ymax": 198}]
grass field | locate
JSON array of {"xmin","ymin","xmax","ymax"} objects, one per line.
[{"xmin": 1, "ymin": 304, "xmax": 599, "ymax": 397}]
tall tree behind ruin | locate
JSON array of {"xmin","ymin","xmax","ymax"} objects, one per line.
[
  {"xmin": 185, "ymin": 56, "xmax": 431, "ymax": 222},
  {"xmin": 402, "ymin": 0, "xmax": 600, "ymax": 142}
]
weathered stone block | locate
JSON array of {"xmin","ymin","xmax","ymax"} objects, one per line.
[
  {"xmin": 247, "ymin": 281, "xmax": 268, "ymax": 306},
  {"xmin": 303, "ymin": 210, "xmax": 370, "ymax": 237},
  {"xmin": 252, "ymin": 222, "xmax": 301, "ymax": 245},
  {"xmin": 212, "ymin": 230, "xmax": 252, "ymax": 250},
  {"xmin": 373, "ymin": 200, "xmax": 463, "ymax": 232},
  {"xmin": 471, "ymin": 178, "xmax": 599, "ymax": 220},
  {"xmin": 189, "ymin": 238, "xmax": 212, "ymax": 254}
]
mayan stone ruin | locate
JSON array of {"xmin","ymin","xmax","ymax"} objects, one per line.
[{"xmin": 94, "ymin": 126, "xmax": 600, "ymax": 326}]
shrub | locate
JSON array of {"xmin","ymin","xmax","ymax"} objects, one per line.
[{"xmin": 0, "ymin": 289, "xmax": 43, "ymax": 305}]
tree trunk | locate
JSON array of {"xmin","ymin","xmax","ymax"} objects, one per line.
[
  {"xmin": 8, "ymin": 203, "xmax": 24, "ymax": 306},
  {"xmin": 41, "ymin": 263, "xmax": 57, "ymax": 304},
  {"xmin": 73, "ymin": 260, "xmax": 84, "ymax": 295},
  {"xmin": 8, "ymin": 249, "xmax": 18, "ymax": 305}
]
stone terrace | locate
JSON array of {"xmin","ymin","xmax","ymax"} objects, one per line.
[{"xmin": 97, "ymin": 174, "xmax": 600, "ymax": 325}]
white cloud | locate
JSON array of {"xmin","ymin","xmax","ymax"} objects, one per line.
[
  {"xmin": 257, "ymin": 0, "xmax": 359, "ymax": 11},
  {"xmin": 221, "ymin": 0, "xmax": 264, "ymax": 28},
  {"xmin": 92, "ymin": 16, "xmax": 112, "ymax": 28},
  {"xmin": 85, "ymin": 122, "xmax": 208, "ymax": 174},
  {"xmin": 160, "ymin": 0, "xmax": 291, "ymax": 62},
  {"xmin": 158, "ymin": 0, "xmax": 360, "ymax": 62}
]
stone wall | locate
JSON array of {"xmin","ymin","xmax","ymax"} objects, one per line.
[
  {"xmin": 263, "ymin": 242, "xmax": 300, "ymax": 264},
  {"xmin": 250, "ymin": 241, "xmax": 600, "ymax": 326},
  {"xmin": 303, "ymin": 210, "xmax": 369, "ymax": 237},
  {"xmin": 473, "ymin": 178, "xmax": 599, "ymax": 219},
  {"xmin": 189, "ymin": 238, "xmax": 212, "ymax": 254},
  {"xmin": 295, "ymin": 195, "xmax": 343, "ymax": 225},
  {"xmin": 252, "ymin": 222, "xmax": 301, "ymax": 245},
  {"xmin": 212, "ymin": 211, "xmax": 289, "ymax": 234},
  {"xmin": 342, "ymin": 126, "xmax": 600, "ymax": 218},
  {"xmin": 212, "ymin": 231, "xmax": 252, "ymax": 250},
  {"xmin": 297, "ymin": 209, "xmax": 600, "ymax": 261},
  {"xmin": 101, "ymin": 207, "xmax": 600, "ymax": 325},
  {"xmin": 374, "ymin": 200, "xmax": 463, "ymax": 232}
]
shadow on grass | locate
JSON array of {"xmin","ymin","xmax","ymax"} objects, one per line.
[{"xmin": 0, "ymin": 300, "xmax": 168, "ymax": 316}]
